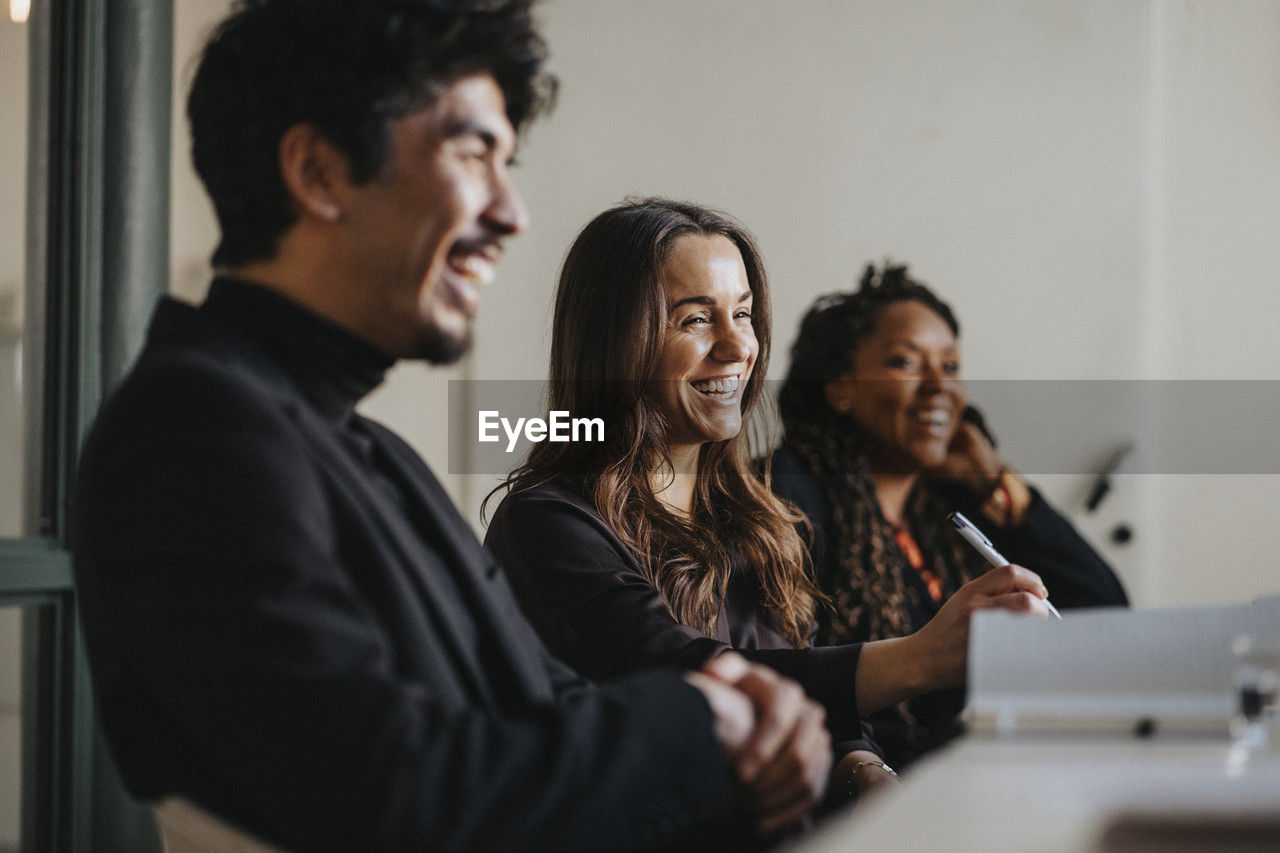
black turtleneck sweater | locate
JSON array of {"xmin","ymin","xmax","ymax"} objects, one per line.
[
  {"xmin": 72, "ymin": 278, "xmax": 742, "ymax": 851},
  {"xmin": 202, "ymin": 278, "xmax": 490, "ymax": 652},
  {"xmin": 199, "ymin": 276, "xmax": 394, "ymax": 421}
]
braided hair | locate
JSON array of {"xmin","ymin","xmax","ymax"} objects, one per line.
[{"xmin": 777, "ymin": 262, "xmax": 987, "ymax": 756}]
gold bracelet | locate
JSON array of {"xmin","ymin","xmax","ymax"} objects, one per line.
[
  {"xmin": 847, "ymin": 760, "xmax": 897, "ymax": 800},
  {"xmin": 850, "ymin": 760, "xmax": 897, "ymax": 775}
]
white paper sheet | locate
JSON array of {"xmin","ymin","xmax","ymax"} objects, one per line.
[{"xmin": 965, "ymin": 595, "xmax": 1280, "ymax": 735}]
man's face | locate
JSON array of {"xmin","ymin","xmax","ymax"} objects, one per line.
[{"xmin": 341, "ymin": 73, "xmax": 527, "ymax": 362}]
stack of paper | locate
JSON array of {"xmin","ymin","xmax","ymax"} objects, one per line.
[{"xmin": 965, "ymin": 595, "xmax": 1280, "ymax": 736}]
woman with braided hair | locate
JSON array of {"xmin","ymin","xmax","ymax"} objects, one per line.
[{"xmin": 773, "ymin": 262, "xmax": 1129, "ymax": 768}]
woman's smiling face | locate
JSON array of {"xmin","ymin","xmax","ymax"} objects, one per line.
[
  {"xmin": 647, "ymin": 233, "xmax": 759, "ymax": 455},
  {"xmin": 825, "ymin": 299, "xmax": 966, "ymax": 473}
]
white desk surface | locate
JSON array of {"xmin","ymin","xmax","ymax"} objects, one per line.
[{"xmin": 796, "ymin": 734, "xmax": 1280, "ymax": 852}]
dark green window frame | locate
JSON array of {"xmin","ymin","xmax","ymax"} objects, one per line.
[{"xmin": 3, "ymin": 1, "xmax": 171, "ymax": 849}]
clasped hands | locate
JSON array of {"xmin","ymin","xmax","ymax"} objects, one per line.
[
  {"xmin": 682, "ymin": 565, "xmax": 1057, "ymax": 836},
  {"xmin": 681, "ymin": 562, "xmax": 1058, "ymax": 834},
  {"xmin": 684, "ymin": 652, "xmax": 832, "ymax": 836}
]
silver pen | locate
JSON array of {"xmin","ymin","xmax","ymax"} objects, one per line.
[{"xmin": 947, "ymin": 511, "xmax": 1062, "ymax": 618}]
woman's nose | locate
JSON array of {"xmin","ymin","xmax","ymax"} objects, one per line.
[
  {"xmin": 919, "ymin": 361, "xmax": 960, "ymax": 393},
  {"xmin": 712, "ymin": 322, "xmax": 754, "ymax": 363}
]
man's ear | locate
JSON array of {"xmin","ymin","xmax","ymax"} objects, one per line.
[{"xmin": 278, "ymin": 123, "xmax": 351, "ymax": 224}]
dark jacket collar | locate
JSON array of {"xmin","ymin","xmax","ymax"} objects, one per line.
[{"xmin": 152, "ymin": 277, "xmax": 395, "ymax": 422}]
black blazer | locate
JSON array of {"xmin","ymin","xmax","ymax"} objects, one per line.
[
  {"xmin": 72, "ymin": 291, "xmax": 741, "ymax": 851},
  {"xmin": 485, "ymin": 481, "xmax": 870, "ymax": 752}
]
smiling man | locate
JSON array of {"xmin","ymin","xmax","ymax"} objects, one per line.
[{"xmin": 71, "ymin": 1, "xmax": 832, "ymax": 849}]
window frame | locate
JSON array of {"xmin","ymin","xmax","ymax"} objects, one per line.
[{"xmin": 3, "ymin": 1, "xmax": 172, "ymax": 849}]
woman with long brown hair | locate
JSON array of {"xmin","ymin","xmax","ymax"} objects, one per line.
[{"xmin": 484, "ymin": 198, "xmax": 1054, "ymax": 799}]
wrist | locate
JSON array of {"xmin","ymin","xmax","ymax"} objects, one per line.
[
  {"xmin": 837, "ymin": 752, "xmax": 898, "ymax": 802},
  {"xmin": 980, "ymin": 467, "xmax": 1030, "ymax": 527},
  {"xmin": 857, "ymin": 634, "xmax": 932, "ymax": 714},
  {"xmin": 849, "ymin": 759, "xmax": 897, "ymax": 779},
  {"xmin": 975, "ymin": 464, "xmax": 1006, "ymax": 501}
]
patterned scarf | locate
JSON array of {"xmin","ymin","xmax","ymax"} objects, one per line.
[{"xmin": 786, "ymin": 422, "xmax": 990, "ymax": 748}]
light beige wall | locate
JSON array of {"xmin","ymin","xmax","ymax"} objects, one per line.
[
  {"xmin": 168, "ymin": 0, "xmax": 1280, "ymax": 607},
  {"xmin": 169, "ymin": 0, "xmax": 220, "ymax": 306},
  {"xmin": 1, "ymin": 8, "xmax": 29, "ymax": 540},
  {"xmin": 0, "ymin": 17, "xmax": 27, "ymax": 290},
  {"xmin": 1, "ymin": 12, "xmax": 28, "ymax": 848},
  {"xmin": 1143, "ymin": 0, "xmax": 1280, "ymax": 605}
]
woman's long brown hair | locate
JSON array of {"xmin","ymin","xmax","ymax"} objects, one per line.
[{"xmin": 491, "ymin": 197, "xmax": 818, "ymax": 646}]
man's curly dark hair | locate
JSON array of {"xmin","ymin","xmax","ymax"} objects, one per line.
[{"xmin": 188, "ymin": 0, "xmax": 557, "ymax": 268}]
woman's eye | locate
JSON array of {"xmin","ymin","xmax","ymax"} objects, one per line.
[
  {"xmin": 943, "ymin": 361, "xmax": 961, "ymax": 375},
  {"xmin": 886, "ymin": 355, "xmax": 916, "ymax": 369},
  {"xmin": 681, "ymin": 315, "xmax": 710, "ymax": 326},
  {"xmin": 734, "ymin": 310, "xmax": 753, "ymax": 320}
]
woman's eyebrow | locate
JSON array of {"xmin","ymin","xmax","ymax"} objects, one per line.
[{"xmin": 668, "ymin": 291, "xmax": 752, "ymax": 310}]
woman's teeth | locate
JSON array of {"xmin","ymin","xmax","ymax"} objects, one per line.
[
  {"xmin": 692, "ymin": 377, "xmax": 740, "ymax": 395},
  {"xmin": 914, "ymin": 409, "xmax": 951, "ymax": 425}
]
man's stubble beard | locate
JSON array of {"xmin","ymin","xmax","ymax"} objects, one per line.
[{"xmin": 418, "ymin": 323, "xmax": 471, "ymax": 365}]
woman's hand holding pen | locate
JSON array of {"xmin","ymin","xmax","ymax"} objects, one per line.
[
  {"xmin": 855, "ymin": 563, "xmax": 1054, "ymax": 713},
  {"xmin": 912, "ymin": 564, "xmax": 1054, "ymax": 689}
]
